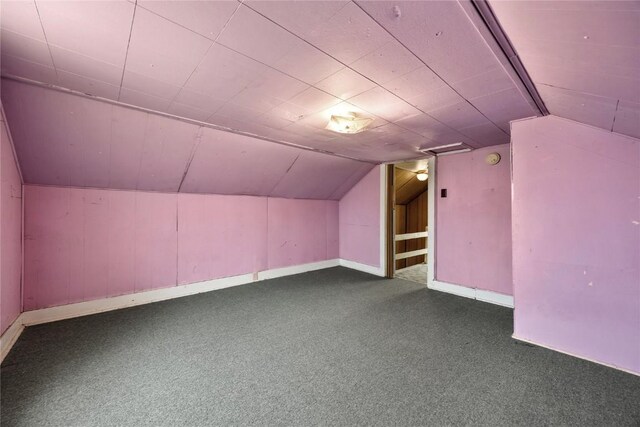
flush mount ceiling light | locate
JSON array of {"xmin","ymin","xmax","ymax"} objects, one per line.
[
  {"xmin": 325, "ymin": 112, "xmax": 373, "ymax": 134},
  {"xmin": 416, "ymin": 170, "xmax": 428, "ymax": 181}
]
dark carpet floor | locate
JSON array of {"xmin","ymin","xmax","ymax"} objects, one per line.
[{"xmin": 2, "ymin": 267, "xmax": 639, "ymax": 426}]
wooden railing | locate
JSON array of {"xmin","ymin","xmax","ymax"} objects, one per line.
[{"xmin": 394, "ymin": 230, "xmax": 428, "ymax": 261}]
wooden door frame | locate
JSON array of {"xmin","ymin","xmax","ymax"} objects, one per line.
[
  {"xmin": 385, "ymin": 158, "xmax": 436, "ymax": 281},
  {"xmin": 385, "ymin": 164, "xmax": 395, "ymax": 278}
]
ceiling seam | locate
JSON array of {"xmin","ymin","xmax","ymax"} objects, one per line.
[
  {"xmin": 350, "ymin": 1, "xmax": 510, "ymax": 138},
  {"xmin": 133, "ymin": 111, "xmax": 150, "ymax": 191},
  {"xmin": 328, "ymin": 164, "xmax": 370, "ymax": 200},
  {"xmin": 2, "ymin": 75, "xmax": 378, "ymax": 164},
  {"xmin": 537, "ymin": 83, "xmax": 630, "ymax": 106},
  {"xmin": 166, "ymin": 0, "xmax": 245, "ymax": 108},
  {"xmin": 267, "ymin": 154, "xmax": 300, "ymax": 196},
  {"xmin": 611, "ymin": 100, "xmax": 620, "ymax": 132},
  {"xmin": 32, "ymin": 0, "xmax": 60, "ymax": 82},
  {"xmin": 135, "ymin": 4, "xmax": 224, "ymax": 43},
  {"xmin": 240, "ymin": 1, "xmax": 489, "ymax": 146},
  {"xmin": 177, "ymin": 127, "xmax": 204, "ymax": 193},
  {"xmin": 117, "ymin": 0, "xmax": 138, "ymax": 100}
]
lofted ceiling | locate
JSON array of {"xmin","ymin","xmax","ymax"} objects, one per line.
[
  {"xmin": 1, "ymin": 80, "xmax": 374, "ymax": 200},
  {"xmin": 0, "ymin": 0, "xmax": 543, "ymax": 163},
  {"xmin": 489, "ymin": 0, "xmax": 640, "ymax": 139}
]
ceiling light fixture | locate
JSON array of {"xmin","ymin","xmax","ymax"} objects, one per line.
[
  {"xmin": 326, "ymin": 112, "xmax": 373, "ymax": 134},
  {"xmin": 416, "ymin": 171, "xmax": 428, "ymax": 181}
]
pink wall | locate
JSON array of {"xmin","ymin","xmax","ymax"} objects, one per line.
[
  {"xmin": 23, "ymin": 185, "xmax": 339, "ymax": 311},
  {"xmin": 436, "ymin": 144, "xmax": 512, "ymax": 295},
  {"xmin": 339, "ymin": 166, "xmax": 381, "ymax": 268},
  {"xmin": 1, "ymin": 110, "xmax": 23, "ymax": 334},
  {"xmin": 512, "ymin": 116, "xmax": 639, "ymax": 374}
]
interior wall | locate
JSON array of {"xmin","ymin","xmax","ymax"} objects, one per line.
[
  {"xmin": 339, "ymin": 166, "xmax": 381, "ymax": 268},
  {"xmin": 511, "ymin": 116, "xmax": 640, "ymax": 374},
  {"xmin": 23, "ymin": 185, "xmax": 339, "ymax": 311},
  {"xmin": 435, "ymin": 144, "xmax": 512, "ymax": 295},
  {"xmin": 0, "ymin": 109, "xmax": 23, "ymax": 334}
]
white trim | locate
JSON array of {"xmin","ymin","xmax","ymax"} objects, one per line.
[
  {"xmin": 0, "ymin": 317, "xmax": 25, "ymax": 362},
  {"xmin": 512, "ymin": 335, "xmax": 640, "ymax": 377},
  {"xmin": 476, "ymin": 288, "xmax": 514, "ymax": 308},
  {"xmin": 395, "ymin": 231, "xmax": 428, "ymax": 241},
  {"xmin": 429, "ymin": 280, "xmax": 476, "ymax": 299},
  {"xmin": 426, "ymin": 157, "xmax": 436, "ymax": 286},
  {"xmin": 257, "ymin": 259, "xmax": 339, "ymax": 280},
  {"xmin": 395, "ymin": 248, "xmax": 428, "ymax": 260},
  {"xmin": 0, "ymin": 259, "xmax": 340, "ymax": 362},
  {"xmin": 379, "ymin": 165, "xmax": 387, "ymax": 277},
  {"xmin": 428, "ymin": 279, "xmax": 514, "ymax": 308},
  {"xmin": 339, "ymin": 259, "xmax": 385, "ymax": 277}
]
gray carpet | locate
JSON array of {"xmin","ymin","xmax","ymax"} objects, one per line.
[{"xmin": 2, "ymin": 267, "xmax": 639, "ymax": 426}]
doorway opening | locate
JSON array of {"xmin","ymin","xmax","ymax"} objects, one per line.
[{"xmin": 390, "ymin": 161, "xmax": 429, "ymax": 284}]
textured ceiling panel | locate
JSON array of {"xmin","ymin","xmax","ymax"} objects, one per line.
[
  {"xmin": 36, "ymin": 0, "xmax": 134, "ymax": 67},
  {"xmin": 1, "ymin": 79, "xmax": 374, "ymax": 199},
  {"xmin": 490, "ymin": 0, "xmax": 640, "ymax": 139},
  {"xmin": 271, "ymin": 150, "xmax": 372, "ymax": 200},
  {"xmin": 180, "ymin": 128, "xmax": 301, "ymax": 196},
  {"xmin": 0, "ymin": 0, "xmax": 545, "ymax": 163}
]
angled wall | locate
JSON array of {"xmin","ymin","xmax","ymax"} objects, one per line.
[
  {"xmin": 1, "ymin": 107, "xmax": 23, "ymax": 334},
  {"xmin": 339, "ymin": 166, "xmax": 382, "ymax": 271},
  {"xmin": 511, "ymin": 115, "xmax": 639, "ymax": 374},
  {"xmin": 23, "ymin": 185, "xmax": 340, "ymax": 311},
  {"xmin": 1, "ymin": 79, "xmax": 374, "ymax": 200},
  {"xmin": 435, "ymin": 144, "xmax": 513, "ymax": 296}
]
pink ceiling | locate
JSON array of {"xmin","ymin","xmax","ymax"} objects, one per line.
[
  {"xmin": 489, "ymin": 1, "xmax": 640, "ymax": 139},
  {"xmin": 1, "ymin": 79, "xmax": 373, "ymax": 200},
  {"xmin": 0, "ymin": 0, "xmax": 542, "ymax": 163}
]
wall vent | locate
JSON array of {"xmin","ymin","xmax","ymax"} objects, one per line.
[{"xmin": 419, "ymin": 142, "xmax": 473, "ymax": 157}]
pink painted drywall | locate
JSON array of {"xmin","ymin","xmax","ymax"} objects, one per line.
[
  {"xmin": 339, "ymin": 166, "xmax": 380, "ymax": 268},
  {"xmin": 511, "ymin": 116, "xmax": 640, "ymax": 374},
  {"xmin": 178, "ymin": 194, "xmax": 268, "ymax": 284},
  {"xmin": 23, "ymin": 186, "xmax": 178, "ymax": 310},
  {"xmin": 1, "ymin": 111, "xmax": 22, "ymax": 334},
  {"xmin": 436, "ymin": 144, "xmax": 512, "ymax": 295},
  {"xmin": 267, "ymin": 198, "xmax": 336, "ymax": 269},
  {"xmin": 23, "ymin": 185, "xmax": 340, "ymax": 310},
  {"xmin": 2, "ymin": 79, "xmax": 374, "ymax": 200}
]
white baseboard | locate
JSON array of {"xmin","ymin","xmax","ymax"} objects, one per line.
[
  {"xmin": 429, "ymin": 280, "xmax": 476, "ymax": 299},
  {"xmin": 512, "ymin": 334, "xmax": 639, "ymax": 377},
  {"xmin": 0, "ymin": 259, "xmax": 510, "ymax": 363},
  {"xmin": 338, "ymin": 259, "xmax": 385, "ymax": 277},
  {"xmin": 428, "ymin": 280, "xmax": 514, "ymax": 308},
  {"xmin": 1, "ymin": 258, "xmax": 341, "ymax": 362},
  {"xmin": 258, "ymin": 259, "xmax": 339, "ymax": 280},
  {"xmin": 0, "ymin": 317, "xmax": 25, "ymax": 362}
]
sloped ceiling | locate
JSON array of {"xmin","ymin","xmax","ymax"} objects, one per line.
[
  {"xmin": 1, "ymin": 80, "xmax": 373, "ymax": 200},
  {"xmin": 490, "ymin": 1, "xmax": 640, "ymax": 139},
  {"xmin": 394, "ymin": 168, "xmax": 427, "ymax": 205},
  {"xmin": 0, "ymin": 0, "xmax": 542, "ymax": 163}
]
